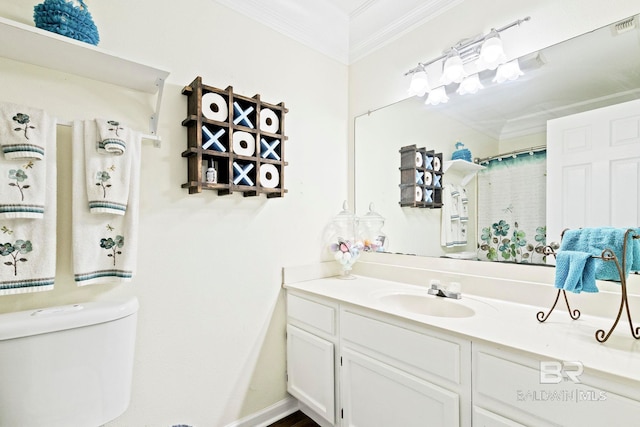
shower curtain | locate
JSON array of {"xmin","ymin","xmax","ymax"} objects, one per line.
[{"xmin": 477, "ymin": 150, "xmax": 547, "ymax": 263}]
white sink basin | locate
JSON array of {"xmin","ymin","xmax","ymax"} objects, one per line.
[{"xmin": 379, "ymin": 293, "xmax": 475, "ymax": 318}]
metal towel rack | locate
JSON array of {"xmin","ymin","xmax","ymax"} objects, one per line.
[{"xmin": 537, "ymin": 228, "xmax": 640, "ymax": 343}]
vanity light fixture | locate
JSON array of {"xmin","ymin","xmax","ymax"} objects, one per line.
[
  {"xmin": 493, "ymin": 59, "xmax": 524, "ymax": 83},
  {"xmin": 425, "ymin": 86, "xmax": 449, "ymax": 106},
  {"xmin": 477, "ymin": 29, "xmax": 506, "ymax": 70},
  {"xmin": 408, "ymin": 66, "xmax": 430, "ymax": 96},
  {"xmin": 405, "ymin": 16, "xmax": 530, "ymax": 103},
  {"xmin": 441, "ymin": 49, "xmax": 465, "ymax": 85},
  {"xmin": 457, "ymin": 73, "xmax": 483, "ymax": 95}
]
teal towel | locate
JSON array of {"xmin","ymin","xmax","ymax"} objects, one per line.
[
  {"xmin": 632, "ymin": 230, "xmax": 640, "ymax": 272},
  {"xmin": 561, "ymin": 228, "xmax": 639, "ymax": 282},
  {"xmin": 554, "ymin": 251, "xmax": 598, "ymax": 293}
]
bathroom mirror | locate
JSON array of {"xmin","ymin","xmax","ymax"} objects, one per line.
[{"xmin": 354, "ymin": 15, "xmax": 640, "ymax": 262}]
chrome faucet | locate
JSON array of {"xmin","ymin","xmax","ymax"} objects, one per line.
[{"xmin": 427, "ymin": 282, "xmax": 461, "ymax": 299}]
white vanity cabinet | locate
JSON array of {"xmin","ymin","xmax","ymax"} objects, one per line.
[
  {"xmin": 286, "ymin": 292, "xmax": 339, "ymax": 426},
  {"xmin": 340, "ymin": 307, "xmax": 472, "ymax": 427},
  {"xmin": 286, "ymin": 284, "xmax": 640, "ymax": 426},
  {"xmin": 286, "ymin": 289, "xmax": 471, "ymax": 427},
  {"xmin": 472, "ymin": 343, "xmax": 640, "ymax": 426}
]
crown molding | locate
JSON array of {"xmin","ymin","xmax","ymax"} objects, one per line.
[
  {"xmin": 349, "ymin": 0, "xmax": 464, "ymax": 63},
  {"xmin": 214, "ymin": 0, "xmax": 462, "ymax": 64},
  {"xmin": 214, "ymin": 0, "xmax": 349, "ymax": 63}
]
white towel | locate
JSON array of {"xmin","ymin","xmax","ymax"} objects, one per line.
[
  {"xmin": 0, "ymin": 112, "xmax": 55, "ymax": 219},
  {"xmin": 441, "ymin": 186, "xmax": 454, "ymax": 247},
  {"xmin": 96, "ymin": 118, "xmax": 129, "ymax": 155},
  {"xmin": 454, "ymin": 185, "xmax": 469, "ymax": 245},
  {"xmin": 72, "ymin": 120, "xmax": 140, "ymax": 286},
  {"xmin": 441, "ymin": 185, "xmax": 468, "ymax": 248},
  {"xmin": 0, "ymin": 132, "xmax": 56, "ymax": 295},
  {"xmin": 457, "ymin": 185, "xmax": 469, "ymax": 222},
  {"xmin": 0, "ymin": 102, "xmax": 50, "ymax": 160},
  {"xmin": 85, "ymin": 120, "xmax": 133, "ymax": 215},
  {"xmin": 449, "ymin": 186, "xmax": 460, "ymax": 219}
]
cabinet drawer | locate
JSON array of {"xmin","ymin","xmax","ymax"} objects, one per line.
[
  {"xmin": 341, "ymin": 309, "xmax": 464, "ymax": 385},
  {"xmin": 473, "ymin": 406, "xmax": 525, "ymax": 427},
  {"xmin": 287, "ymin": 293, "xmax": 336, "ymax": 336},
  {"xmin": 475, "ymin": 348, "xmax": 640, "ymax": 426}
]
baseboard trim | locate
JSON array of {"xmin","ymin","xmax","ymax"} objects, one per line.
[{"xmin": 224, "ymin": 396, "xmax": 299, "ymax": 427}]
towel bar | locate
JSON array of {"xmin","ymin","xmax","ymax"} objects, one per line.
[
  {"xmin": 56, "ymin": 121, "xmax": 161, "ymax": 148},
  {"xmin": 537, "ymin": 229, "xmax": 640, "ymax": 343}
]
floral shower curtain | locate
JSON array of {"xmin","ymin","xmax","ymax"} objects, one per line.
[{"xmin": 477, "ymin": 150, "xmax": 547, "ymax": 263}]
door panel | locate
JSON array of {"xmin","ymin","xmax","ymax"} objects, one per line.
[{"xmin": 547, "ymin": 98, "xmax": 640, "ymax": 245}]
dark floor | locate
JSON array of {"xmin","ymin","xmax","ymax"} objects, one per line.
[{"xmin": 267, "ymin": 410, "xmax": 320, "ymax": 427}]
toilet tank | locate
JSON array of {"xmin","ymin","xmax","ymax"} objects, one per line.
[{"xmin": 0, "ymin": 297, "xmax": 139, "ymax": 427}]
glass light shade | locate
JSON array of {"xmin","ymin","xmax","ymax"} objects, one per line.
[
  {"xmin": 425, "ymin": 86, "xmax": 449, "ymax": 106},
  {"xmin": 409, "ymin": 70, "xmax": 430, "ymax": 96},
  {"xmin": 440, "ymin": 51, "xmax": 465, "ymax": 85},
  {"xmin": 478, "ymin": 34, "xmax": 506, "ymax": 70},
  {"xmin": 324, "ymin": 201, "xmax": 363, "ymax": 279},
  {"xmin": 493, "ymin": 59, "xmax": 524, "ymax": 83},
  {"xmin": 457, "ymin": 74, "xmax": 484, "ymax": 95},
  {"xmin": 358, "ymin": 203, "xmax": 388, "ymax": 253}
]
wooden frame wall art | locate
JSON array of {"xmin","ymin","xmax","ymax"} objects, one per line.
[
  {"xmin": 182, "ymin": 76, "xmax": 288, "ymax": 197},
  {"xmin": 399, "ymin": 144, "xmax": 443, "ymax": 208}
]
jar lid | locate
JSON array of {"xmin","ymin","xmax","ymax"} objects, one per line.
[
  {"xmin": 332, "ymin": 200, "xmax": 356, "ymax": 223},
  {"xmin": 360, "ymin": 203, "xmax": 385, "ymax": 224}
]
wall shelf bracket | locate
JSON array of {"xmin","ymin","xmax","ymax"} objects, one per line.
[{"xmin": 148, "ymin": 76, "xmax": 166, "ymax": 147}]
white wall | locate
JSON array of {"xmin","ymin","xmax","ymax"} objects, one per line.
[
  {"xmin": 498, "ymin": 132, "xmax": 547, "ymax": 154},
  {"xmin": 0, "ymin": 1, "xmax": 348, "ymax": 426}
]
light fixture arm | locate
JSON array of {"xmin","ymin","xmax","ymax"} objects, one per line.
[{"xmin": 404, "ymin": 16, "xmax": 530, "ymax": 76}]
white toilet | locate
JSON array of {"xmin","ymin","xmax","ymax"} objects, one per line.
[{"xmin": 0, "ymin": 297, "xmax": 139, "ymax": 427}]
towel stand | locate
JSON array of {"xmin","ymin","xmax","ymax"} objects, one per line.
[
  {"xmin": 56, "ymin": 121, "xmax": 161, "ymax": 148},
  {"xmin": 537, "ymin": 228, "xmax": 640, "ymax": 343}
]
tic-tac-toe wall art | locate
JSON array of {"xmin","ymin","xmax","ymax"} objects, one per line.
[
  {"xmin": 399, "ymin": 144, "xmax": 443, "ymax": 208},
  {"xmin": 181, "ymin": 76, "xmax": 288, "ymax": 197}
]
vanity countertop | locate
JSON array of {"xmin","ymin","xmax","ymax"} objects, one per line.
[{"xmin": 284, "ymin": 275, "xmax": 640, "ymax": 383}]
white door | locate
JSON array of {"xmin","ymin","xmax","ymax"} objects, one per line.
[
  {"xmin": 547, "ymin": 98, "xmax": 640, "ymax": 246},
  {"xmin": 286, "ymin": 325, "xmax": 335, "ymax": 424},
  {"xmin": 341, "ymin": 348, "xmax": 459, "ymax": 427}
]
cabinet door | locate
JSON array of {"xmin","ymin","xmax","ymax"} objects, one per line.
[
  {"xmin": 341, "ymin": 348, "xmax": 459, "ymax": 427},
  {"xmin": 286, "ymin": 324, "xmax": 335, "ymax": 424}
]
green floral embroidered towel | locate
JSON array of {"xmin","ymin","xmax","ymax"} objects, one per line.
[
  {"xmin": 0, "ymin": 125, "xmax": 56, "ymax": 294},
  {"xmin": 72, "ymin": 120, "xmax": 140, "ymax": 286},
  {"xmin": 0, "ymin": 103, "xmax": 56, "ymax": 219},
  {"xmin": 85, "ymin": 119, "xmax": 133, "ymax": 215},
  {"xmin": 0, "ymin": 102, "xmax": 49, "ymax": 160}
]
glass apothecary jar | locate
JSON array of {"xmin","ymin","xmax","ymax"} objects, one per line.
[
  {"xmin": 358, "ymin": 203, "xmax": 388, "ymax": 252},
  {"xmin": 325, "ymin": 201, "xmax": 363, "ymax": 279}
]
